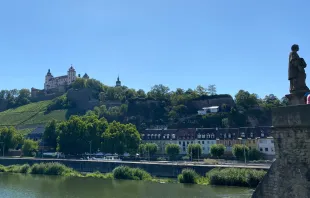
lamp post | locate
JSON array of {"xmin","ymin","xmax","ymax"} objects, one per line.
[
  {"xmin": 88, "ymin": 140, "xmax": 92, "ymax": 157},
  {"xmin": 0, "ymin": 142, "xmax": 4, "ymax": 157}
]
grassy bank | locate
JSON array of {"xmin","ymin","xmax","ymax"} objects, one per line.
[
  {"xmin": 0, "ymin": 163, "xmax": 170, "ymax": 183},
  {"xmin": 206, "ymin": 168, "xmax": 266, "ymax": 187},
  {"xmin": 0, "ymin": 163, "xmax": 266, "ymax": 187}
]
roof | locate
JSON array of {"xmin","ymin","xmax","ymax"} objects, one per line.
[{"xmin": 202, "ymin": 106, "xmax": 219, "ymax": 109}]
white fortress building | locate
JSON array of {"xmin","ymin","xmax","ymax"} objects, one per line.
[{"xmin": 44, "ymin": 65, "xmax": 77, "ymax": 90}]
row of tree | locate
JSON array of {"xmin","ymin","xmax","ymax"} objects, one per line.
[
  {"xmin": 137, "ymin": 142, "xmax": 262, "ymax": 161},
  {"xmin": 0, "ymin": 89, "xmax": 31, "ymax": 109},
  {"xmin": 44, "ymin": 115, "xmax": 141, "ymax": 155},
  {"xmin": 0, "ymin": 127, "xmax": 38, "ymax": 157}
]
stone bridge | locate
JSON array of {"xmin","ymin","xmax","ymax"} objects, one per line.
[{"xmin": 252, "ymin": 105, "xmax": 310, "ymax": 198}]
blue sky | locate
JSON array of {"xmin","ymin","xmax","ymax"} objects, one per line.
[{"xmin": 1, "ymin": 0, "xmax": 310, "ymax": 99}]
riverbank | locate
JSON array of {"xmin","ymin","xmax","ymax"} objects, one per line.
[
  {"xmin": 0, "ymin": 162, "xmax": 266, "ymax": 187},
  {"xmin": 0, "ymin": 157, "xmax": 269, "ymax": 178}
]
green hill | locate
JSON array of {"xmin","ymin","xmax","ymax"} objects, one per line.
[{"xmin": 0, "ymin": 100, "xmax": 67, "ymax": 128}]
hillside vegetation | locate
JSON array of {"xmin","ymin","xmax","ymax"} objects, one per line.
[
  {"xmin": 0, "ymin": 100, "xmax": 67, "ymax": 127},
  {"xmin": 0, "ymin": 77, "xmax": 288, "ymax": 130}
]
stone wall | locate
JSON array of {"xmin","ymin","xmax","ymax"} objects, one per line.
[
  {"xmin": 252, "ymin": 105, "xmax": 310, "ymax": 198},
  {"xmin": 0, "ymin": 158, "xmax": 268, "ymax": 178},
  {"xmin": 67, "ymin": 88, "xmax": 99, "ymax": 111},
  {"xmin": 189, "ymin": 95, "xmax": 235, "ymax": 110}
]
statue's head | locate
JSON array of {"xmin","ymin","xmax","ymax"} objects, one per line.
[{"xmin": 291, "ymin": 44, "xmax": 299, "ymax": 52}]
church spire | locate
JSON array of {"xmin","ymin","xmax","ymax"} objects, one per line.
[{"xmin": 116, "ymin": 75, "xmax": 121, "ymax": 87}]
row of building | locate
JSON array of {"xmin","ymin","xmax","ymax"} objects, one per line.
[{"xmin": 141, "ymin": 126, "xmax": 275, "ymax": 158}]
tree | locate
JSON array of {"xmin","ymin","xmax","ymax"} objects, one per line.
[
  {"xmin": 57, "ymin": 116, "xmax": 88, "ymax": 155},
  {"xmin": 0, "ymin": 127, "xmax": 20, "ymax": 153},
  {"xmin": 102, "ymin": 121, "xmax": 141, "ymax": 155},
  {"xmin": 187, "ymin": 144, "xmax": 202, "ymax": 160},
  {"xmin": 137, "ymin": 89, "xmax": 146, "ymax": 98},
  {"xmin": 22, "ymin": 139, "xmax": 38, "ymax": 157},
  {"xmin": 210, "ymin": 144, "xmax": 225, "ymax": 158},
  {"xmin": 72, "ymin": 78, "xmax": 87, "ymax": 89},
  {"xmin": 195, "ymin": 85, "xmax": 207, "ymax": 96},
  {"xmin": 57, "ymin": 115, "xmax": 108, "ymax": 155},
  {"xmin": 44, "ymin": 120, "xmax": 59, "ymax": 149},
  {"xmin": 207, "ymin": 84, "xmax": 217, "ymax": 95},
  {"xmin": 15, "ymin": 89, "xmax": 31, "ymax": 106},
  {"xmin": 235, "ymin": 90, "xmax": 259, "ymax": 109},
  {"xmin": 261, "ymin": 94, "xmax": 281, "ymax": 109},
  {"xmin": 165, "ymin": 144, "xmax": 180, "ymax": 160},
  {"xmin": 248, "ymin": 148, "xmax": 262, "ymax": 161},
  {"xmin": 232, "ymin": 144, "xmax": 249, "ymax": 160},
  {"xmin": 138, "ymin": 143, "xmax": 158, "ymax": 158},
  {"xmin": 280, "ymin": 97, "xmax": 289, "ymax": 106},
  {"xmin": 147, "ymin": 84, "xmax": 170, "ymax": 100}
]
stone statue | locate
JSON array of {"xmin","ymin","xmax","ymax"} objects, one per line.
[{"xmin": 288, "ymin": 44, "xmax": 309, "ymax": 93}]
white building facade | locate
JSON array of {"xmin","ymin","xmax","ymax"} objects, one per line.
[
  {"xmin": 197, "ymin": 106, "xmax": 219, "ymax": 115},
  {"xmin": 257, "ymin": 137, "xmax": 275, "ymax": 156},
  {"xmin": 44, "ymin": 65, "xmax": 77, "ymax": 90}
]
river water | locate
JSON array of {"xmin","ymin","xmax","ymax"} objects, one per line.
[{"xmin": 0, "ymin": 173, "xmax": 253, "ymax": 198}]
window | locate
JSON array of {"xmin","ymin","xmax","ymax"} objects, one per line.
[
  {"xmin": 198, "ymin": 141, "xmax": 200, "ymax": 144},
  {"xmin": 228, "ymin": 133, "xmax": 231, "ymax": 138},
  {"xmin": 172, "ymin": 134, "xmax": 176, "ymax": 139},
  {"xmin": 183, "ymin": 142, "xmax": 185, "ymax": 146},
  {"xmin": 183, "ymin": 147, "xmax": 185, "ymax": 152},
  {"xmin": 187, "ymin": 141, "xmax": 189, "ymax": 144},
  {"xmin": 271, "ymin": 147, "xmax": 274, "ymax": 152},
  {"xmin": 211, "ymin": 133, "xmax": 215, "ymax": 138},
  {"xmin": 241, "ymin": 132, "xmax": 245, "ymax": 137},
  {"xmin": 250, "ymin": 132, "xmax": 253, "ymax": 138},
  {"xmin": 202, "ymin": 134, "xmax": 206, "ymax": 138},
  {"xmin": 265, "ymin": 148, "xmax": 268, "ymax": 152},
  {"xmin": 224, "ymin": 133, "xmax": 227, "ymax": 138},
  {"xmin": 260, "ymin": 148, "xmax": 263, "ymax": 152},
  {"xmin": 207, "ymin": 141, "xmax": 209, "ymax": 144},
  {"xmin": 271, "ymin": 140, "xmax": 274, "ymax": 143},
  {"xmin": 179, "ymin": 141, "xmax": 181, "ymax": 145},
  {"xmin": 206, "ymin": 133, "xmax": 210, "ymax": 138},
  {"xmin": 202, "ymin": 141, "xmax": 204, "ymax": 144},
  {"xmin": 197, "ymin": 133, "xmax": 201, "ymax": 138},
  {"xmin": 261, "ymin": 132, "xmax": 265, "ymax": 137}
]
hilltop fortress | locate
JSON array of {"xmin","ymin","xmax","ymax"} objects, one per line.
[
  {"xmin": 31, "ymin": 64, "xmax": 122, "ymax": 102},
  {"xmin": 31, "ymin": 65, "xmax": 89, "ymax": 99}
]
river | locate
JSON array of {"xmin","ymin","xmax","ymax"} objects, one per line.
[{"xmin": 0, "ymin": 173, "xmax": 253, "ymax": 198}]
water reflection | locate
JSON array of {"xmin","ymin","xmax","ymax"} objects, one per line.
[{"xmin": 0, "ymin": 173, "xmax": 252, "ymax": 198}]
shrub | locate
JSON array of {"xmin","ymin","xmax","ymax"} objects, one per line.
[
  {"xmin": 86, "ymin": 171, "xmax": 113, "ymax": 179},
  {"xmin": 19, "ymin": 164, "xmax": 31, "ymax": 173},
  {"xmin": 206, "ymin": 168, "xmax": 266, "ymax": 187},
  {"xmin": 30, "ymin": 162, "xmax": 78, "ymax": 176},
  {"xmin": 178, "ymin": 169, "xmax": 199, "ymax": 184},
  {"xmin": 0, "ymin": 165, "xmax": 7, "ymax": 172},
  {"xmin": 112, "ymin": 166, "xmax": 151, "ymax": 181}
]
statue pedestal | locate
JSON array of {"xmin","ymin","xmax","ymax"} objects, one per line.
[{"xmin": 285, "ymin": 90, "xmax": 308, "ymax": 105}]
